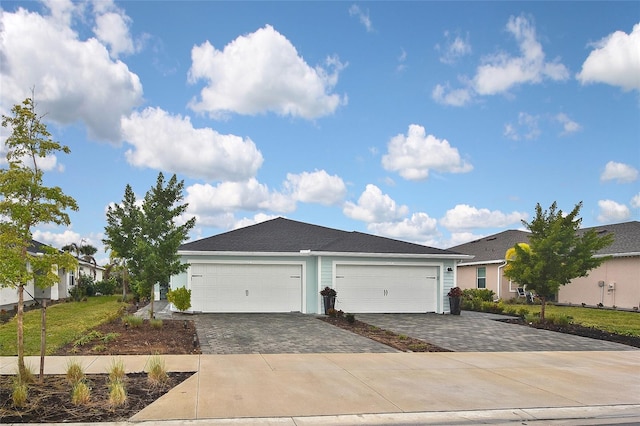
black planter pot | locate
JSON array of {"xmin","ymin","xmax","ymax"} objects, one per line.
[
  {"xmin": 449, "ymin": 296, "xmax": 461, "ymax": 315},
  {"xmin": 323, "ymin": 295, "xmax": 336, "ymax": 314}
]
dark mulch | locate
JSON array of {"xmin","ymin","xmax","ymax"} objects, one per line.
[
  {"xmin": 319, "ymin": 316, "xmax": 451, "ymax": 352},
  {"xmin": 0, "ymin": 372, "xmax": 194, "ymax": 423},
  {"xmin": 496, "ymin": 318, "xmax": 640, "ymax": 348},
  {"xmin": 53, "ymin": 317, "xmax": 201, "ymax": 356}
]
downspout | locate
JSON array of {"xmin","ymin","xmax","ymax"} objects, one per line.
[{"xmin": 496, "ymin": 261, "xmax": 507, "ymax": 300}]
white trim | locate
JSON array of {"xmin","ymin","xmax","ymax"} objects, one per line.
[
  {"xmin": 179, "ymin": 249, "xmax": 472, "ymax": 260},
  {"xmin": 459, "ymin": 259, "xmax": 507, "ymax": 266},
  {"xmin": 186, "ymin": 259, "xmax": 306, "ymax": 313},
  {"xmin": 317, "ymin": 255, "xmax": 322, "ymax": 314}
]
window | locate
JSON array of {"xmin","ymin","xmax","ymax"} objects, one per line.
[{"xmin": 476, "ymin": 267, "xmax": 486, "ymax": 289}]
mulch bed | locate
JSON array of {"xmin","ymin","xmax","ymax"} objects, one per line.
[
  {"xmin": 54, "ymin": 317, "xmax": 201, "ymax": 356},
  {"xmin": 0, "ymin": 372, "xmax": 194, "ymax": 423},
  {"xmin": 319, "ymin": 316, "xmax": 451, "ymax": 352},
  {"xmin": 496, "ymin": 318, "xmax": 640, "ymax": 348}
]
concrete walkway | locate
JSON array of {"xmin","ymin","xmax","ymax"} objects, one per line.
[{"xmin": 1, "ymin": 351, "xmax": 639, "ymax": 424}]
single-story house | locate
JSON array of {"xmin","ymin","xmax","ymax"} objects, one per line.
[
  {"xmin": 0, "ymin": 240, "xmax": 105, "ymax": 310},
  {"xmin": 448, "ymin": 221, "xmax": 640, "ymax": 310},
  {"xmin": 171, "ymin": 217, "xmax": 471, "ymax": 314}
]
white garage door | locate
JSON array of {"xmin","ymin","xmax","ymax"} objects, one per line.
[
  {"xmin": 190, "ymin": 263, "xmax": 302, "ymax": 313},
  {"xmin": 335, "ymin": 264, "xmax": 438, "ymax": 313}
]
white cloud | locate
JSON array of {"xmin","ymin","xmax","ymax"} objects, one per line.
[
  {"xmin": 432, "ymin": 83, "xmax": 473, "ymax": 107},
  {"xmin": 233, "ymin": 213, "xmax": 279, "ymax": 230},
  {"xmin": 434, "ymin": 15, "xmax": 569, "ymax": 106},
  {"xmin": 284, "ymin": 170, "xmax": 347, "ymax": 205},
  {"xmin": 381, "ymin": 124, "xmax": 473, "ymax": 180},
  {"xmin": 555, "ymin": 113, "xmax": 582, "ymax": 136},
  {"xmin": 343, "ymin": 184, "xmax": 408, "ymax": 223},
  {"xmin": 185, "ymin": 179, "xmax": 295, "ymax": 219},
  {"xmin": 440, "ymin": 204, "xmax": 528, "ymax": 231},
  {"xmin": 91, "ymin": 0, "xmax": 140, "ymax": 58},
  {"xmin": 188, "ymin": 25, "xmax": 346, "ymax": 119},
  {"xmin": 631, "ymin": 193, "xmax": 640, "ymax": 209},
  {"xmin": 32, "ymin": 229, "xmax": 82, "ymax": 249},
  {"xmin": 438, "ymin": 30, "xmax": 471, "ymax": 64},
  {"xmin": 121, "ymin": 107, "xmax": 263, "ymax": 181},
  {"xmin": 577, "ymin": 23, "xmax": 640, "ymax": 92},
  {"xmin": 474, "ymin": 15, "xmax": 569, "ymax": 95},
  {"xmin": 0, "ymin": 5, "xmax": 143, "ymax": 142},
  {"xmin": 503, "ymin": 112, "xmax": 541, "ymax": 141},
  {"xmin": 447, "ymin": 232, "xmax": 487, "ymax": 247},
  {"xmin": 367, "ymin": 213, "xmax": 439, "ymax": 243},
  {"xmin": 600, "ymin": 161, "xmax": 639, "ymax": 183},
  {"xmin": 348, "ymin": 5, "xmax": 373, "ymax": 32},
  {"xmin": 597, "ymin": 199, "xmax": 631, "ymax": 223}
]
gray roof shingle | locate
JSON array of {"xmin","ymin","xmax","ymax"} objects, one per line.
[
  {"xmin": 180, "ymin": 217, "xmax": 462, "ymax": 256},
  {"xmin": 449, "ymin": 221, "xmax": 640, "ymax": 264}
]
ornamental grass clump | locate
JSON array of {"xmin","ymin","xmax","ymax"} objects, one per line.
[
  {"xmin": 65, "ymin": 359, "xmax": 85, "ymax": 385},
  {"xmin": 146, "ymin": 354, "xmax": 168, "ymax": 388},
  {"xmin": 11, "ymin": 377, "xmax": 28, "ymax": 407},
  {"xmin": 108, "ymin": 358, "xmax": 126, "ymax": 383},
  {"xmin": 108, "ymin": 380, "xmax": 127, "ymax": 407},
  {"xmin": 71, "ymin": 381, "xmax": 91, "ymax": 405}
]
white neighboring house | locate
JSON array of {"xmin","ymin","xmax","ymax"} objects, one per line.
[{"xmin": 0, "ymin": 240, "xmax": 104, "ymax": 310}]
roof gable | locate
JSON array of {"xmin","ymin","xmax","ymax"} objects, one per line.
[
  {"xmin": 449, "ymin": 221, "xmax": 640, "ymax": 263},
  {"xmin": 180, "ymin": 217, "xmax": 462, "ymax": 256}
]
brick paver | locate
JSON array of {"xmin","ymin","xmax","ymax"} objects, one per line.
[
  {"xmin": 357, "ymin": 311, "xmax": 638, "ymax": 352},
  {"xmin": 192, "ymin": 313, "xmax": 398, "ymax": 354},
  {"xmin": 139, "ymin": 302, "xmax": 636, "ymax": 353}
]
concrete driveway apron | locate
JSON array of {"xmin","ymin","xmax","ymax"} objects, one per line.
[
  {"xmin": 193, "ymin": 313, "xmax": 398, "ymax": 354},
  {"xmin": 357, "ymin": 311, "xmax": 638, "ymax": 352}
]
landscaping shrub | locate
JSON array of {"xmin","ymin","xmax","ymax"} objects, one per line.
[
  {"xmin": 480, "ymin": 301, "xmax": 504, "ymax": 314},
  {"xmin": 462, "ymin": 288, "xmax": 495, "ymax": 302},
  {"xmin": 94, "ymin": 278, "xmax": 118, "ymax": 296},
  {"xmin": 108, "ymin": 359, "xmax": 126, "ymax": 383},
  {"xmin": 167, "ymin": 286, "xmax": 192, "ymax": 312},
  {"xmin": 150, "ymin": 318, "xmax": 163, "ymax": 329},
  {"xmin": 546, "ymin": 314, "xmax": 573, "ymax": 326},
  {"xmin": 345, "ymin": 313, "xmax": 355, "ymax": 324}
]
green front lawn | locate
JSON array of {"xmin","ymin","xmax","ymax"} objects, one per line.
[
  {"xmin": 0, "ymin": 296, "xmax": 126, "ymax": 356},
  {"xmin": 526, "ymin": 304, "xmax": 640, "ymax": 337}
]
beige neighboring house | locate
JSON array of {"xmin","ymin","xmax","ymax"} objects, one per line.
[
  {"xmin": 0, "ymin": 240, "xmax": 104, "ymax": 310},
  {"xmin": 448, "ymin": 221, "xmax": 640, "ymax": 310}
]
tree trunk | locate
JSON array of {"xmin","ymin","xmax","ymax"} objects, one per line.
[
  {"xmin": 122, "ymin": 262, "xmax": 128, "ymax": 300},
  {"xmin": 39, "ymin": 299, "xmax": 47, "ymax": 384},
  {"xmin": 149, "ymin": 285, "xmax": 154, "ymax": 319},
  {"xmin": 17, "ymin": 284, "xmax": 26, "ymax": 381},
  {"xmin": 540, "ymin": 296, "xmax": 547, "ymax": 322}
]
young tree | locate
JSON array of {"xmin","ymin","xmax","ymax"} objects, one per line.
[
  {"xmin": 103, "ymin": 184, "xmax": 140, "ymax": 299},
  {"xmin": 131, "ymin": 173, "xmax": 196, "ymax": 318},
  {"xmin": 0, "ymin": 97, "xmax": 78, "ymax": 380},
  {"xmin": 104, "ymin": 174, "xmax": 195, "ymax": 318},
  {"xmin": 504, "ymin": 201, "xmax": 614, "ymax": 321}
]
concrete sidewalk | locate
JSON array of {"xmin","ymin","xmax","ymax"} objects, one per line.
[{"xmin": 2, "ymin": 351, "xmax": 639, "ymax": 424}]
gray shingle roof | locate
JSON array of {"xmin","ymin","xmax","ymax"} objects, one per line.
[
  {"xmin": 449, "ymin": 221, "xmax": 640, "ymax": 264},
  {"xmin": 180, "ymin": 217, "xmax": 462, "ymax": 256}
]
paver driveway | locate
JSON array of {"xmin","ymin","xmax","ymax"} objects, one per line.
[
  {"xmin": 357, "ymin": 311, "xmax": 638, "ymax": 352},
  {"xmin": 193, "ymin": 313, "xmax": 398, "ymax": 354}
]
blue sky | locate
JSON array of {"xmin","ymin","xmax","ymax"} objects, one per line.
[{"xmin": 1, "ymin": 1, "xmax": 639, "ymax": 265}]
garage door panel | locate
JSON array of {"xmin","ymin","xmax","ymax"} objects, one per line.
[
  {"xmin": 190, "ymin": 263, "xmax": 302, "ymax": 313},
  {"xmin": 336, "ymin": 264, "xmax": 437, "ymax": 313}
]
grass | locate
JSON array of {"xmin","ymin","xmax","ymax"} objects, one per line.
[
  {"xmin": 525, "ymin": 304, "xmax": 640, "ymax": 336},
  {"xmin": 0, "ymin": 296, "xmax": 127, "ymax": 356}
]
